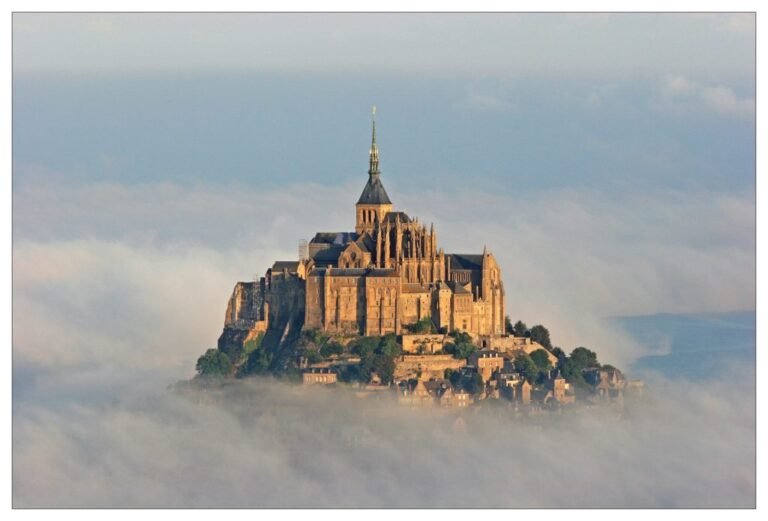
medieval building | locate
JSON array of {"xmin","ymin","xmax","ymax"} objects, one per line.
[{"xmin": 224, "ymin": 113, "xmax": 506, "ymax": 340}]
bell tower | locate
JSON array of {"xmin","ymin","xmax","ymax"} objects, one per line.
[{"xmin": 355, "ymin": 106, "xmax": 393, "ymax": 235}]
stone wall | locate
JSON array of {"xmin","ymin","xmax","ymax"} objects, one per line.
[
  {"xmin": 486, "ymin": 336, "xmax": 558, "ymax": 366},
  {"xmin": 394, "ymin": 354, "xmax": 466, "ymax": 381},
  {"xmin": 401, "ymin": 334, "xmax": 447, "ymax": 354}
]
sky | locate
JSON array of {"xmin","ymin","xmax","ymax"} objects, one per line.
[{"xmin": 10, "ymin": 12, "xmax": 757, "ymax": 508}]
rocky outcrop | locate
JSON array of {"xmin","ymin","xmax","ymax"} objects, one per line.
[
  {"xmin": 217, "ymin": 274, "xmax": 307, "ymax": 369},
  {"xmin": 224, "ymin": 281, "xmax": 266, "ymax": 329}
]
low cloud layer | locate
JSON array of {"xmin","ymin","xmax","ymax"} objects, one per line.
[
  {"xmin": 12, "ymin": 178, "xmax": 755, "ymax": 507},
  {"xmin": 12, "ymin": 375, "xmax": 755, "ymax": 508}
]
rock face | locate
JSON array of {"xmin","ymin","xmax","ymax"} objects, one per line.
[
  {"xmin": 224, "ymin": 281, "xmax": 265, "ymax": 329},
  {"xmin": 218, "ymin": 281, "xmax": 265, "ymax": 355},
  {"xmin": 217, "ymin": 274, "xmax": 306, "ymax": 364}
]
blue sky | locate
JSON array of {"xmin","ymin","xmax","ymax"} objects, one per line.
[
  {"xmin": 12, "ymin": 70, "xmax": 755, "ymax": 196},
  {"xmin": 13, "ymin": 13, "xmax": 755, "ymax": 195}
]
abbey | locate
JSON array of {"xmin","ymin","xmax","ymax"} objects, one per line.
[{"xmin": 225, "ymin": 115, "xmax": 506, "ymax": 339}]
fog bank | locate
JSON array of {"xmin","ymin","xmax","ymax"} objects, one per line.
[{"xmin": 12, "ymin": 375, "xmax": 754, "ymax": 508}]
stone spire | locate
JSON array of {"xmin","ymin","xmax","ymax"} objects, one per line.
[
  {"xmin": 368, "ymin": 105, "xmax": 380, "ymax": 176},
  {"xmin": 357, "ymin": 106, "xmax": 391, "ymax": 206}
]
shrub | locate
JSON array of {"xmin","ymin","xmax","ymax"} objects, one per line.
[{"xmin": 196, "ymin": 349, "xmax": 233, "ymax": 378}]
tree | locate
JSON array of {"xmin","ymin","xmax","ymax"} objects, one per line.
[
  {"xmin": 320, "ymin": 341, "xmax": 344, "ymax": 358},
  {"xmin": 513, "ymin": 353, "xmax": 538, "ymax": 382},
  {"xmin": 449, "ymin": 370, "xmax": 463, "ymax": 388},
  {"xmin": 513, "ymin": 320, "xmax": 528, "ymax": 337},
  {"xmin": 529, "ymin": 325, "xmax": 552, "ymax": 350},
  {"xmin": 559, "ymin": 357, "xmax": 587, "ymax": 387},
  {"xmin": 410, "ymin": 315, "xmax": 436, "ymax": 334},
  {"xmin": 529, "ymin": 349, "xmax": 553, "ymax": 373},
  {"xmin": 371, "ymin": 354, "xmax": 396, "ymax": 384},
  {"xmin": 505, "ymin": 316, "xmax": 514, "ymax": 335},
  {"xmin": 378, "ymin": 334, "xmax": 401, "ymax": 357},
  {"xmin": 238, "ymin": 347, "xmax": 271, "ymax": 377},
  {"xmin": 467, "ymin": 372, "xmax": 485, "ymax": 395},
  {"xmin": 350, "ymin": 336, "xmax": 379, "ymax": 357},
  {"xmin": 196, "ymin": 349, "xmax": 232, "ymax": 377},
  {"xmin": 570, "ymin": 346, "xmax": 599, "ymax": 370},
  {"xmin": 444, "ymin": 334, "xmax": 476, "ymax": 360},
  {"xmin": 303, "ymin": 349, "xmax": 322, "ymax": 364},
  {"xmin": 551, "ymin": 346, "xmax": 566, "ymax": 362}
]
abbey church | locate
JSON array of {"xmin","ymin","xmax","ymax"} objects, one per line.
[{"xmin": 224, "ymin": 114, "xmax": 506, "ymax": 339}]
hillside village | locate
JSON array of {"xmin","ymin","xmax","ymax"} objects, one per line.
[
  {"xmin": 198, "ymin": 317, "xmax": 643, "ymax": 411},
  {"xmin": 193, "ymin": 113, "xmax": 643, "ymax": 411}
]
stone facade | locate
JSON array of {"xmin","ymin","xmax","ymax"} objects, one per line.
[
  {"xmin": 469, "ymin": 350, "xmax": 506, "ymax": 382},
  {"xmin": 302, "ymin": 368, "xmax": 338, "ymax": 385},
  {"xmin": 394, "ymin": 354, "xmax": 466, "ymax": 381},
  {"xmin": 225, "ymin": 116, "xmax": 507, "ymax": 345},
  {"xmin": 401, "ymin": 333, "xmax": 447, "ymax": 354}
]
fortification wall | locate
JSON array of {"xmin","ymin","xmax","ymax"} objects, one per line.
[
  {"xmin": 394, "ymin": 354, "xmax": 466, "ymax": 381},
  {"xmin": 401, "ymin": 334, "xmax": 447, "ymax": 354}
]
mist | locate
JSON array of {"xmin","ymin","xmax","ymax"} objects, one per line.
[
  {"xmin": 12, "ymin": 177, "xmax": 755, "ymax": 507},
  {"xmin": 12, "ymin": 375, "xmax": 755, "ymax": 508}
]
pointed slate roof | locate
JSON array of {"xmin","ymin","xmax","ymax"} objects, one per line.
[
  {"xmin": 357, "ymin": 174, "xmax": 392, "ymax": 205},
  {"xmin": 357, "ymin": 107, "xmax": 392, "ymax": 205}
]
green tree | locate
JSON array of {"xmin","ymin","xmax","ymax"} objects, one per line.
[
  {"xmin": 505, "ymin": 315, "xmax": 514, "ymax": 335},
  {"xmin": 449, "ymin": 370, "xmax": 463, "ymax": 388},
  {"xmin": 467, "ymin": 372, "xmax": 485, "ymax": 395},
  {"xmin": 378, "ymin": 334, "xmax": 402, "ymax": 357},
  {"xmin": 350, "ymin": 336, "xmax": 379, "ymax": 357},
  {"xmin": 529, "ymin": 349, "xmax": 553, "ymax": 373},
  {"xmin": 371, "ymin": 354, "xmax": 396, "ymax": 384},
  {"xmin": 320, "ymin": 341, "xmax": 344, "ymax": 358},
  {"xmin": 558, "ymin": 357, "xmax": 578, "ymax": 383},
  {"xmin": 513, "ymin": 353, "xmax": 539, "ymax": 383},
  {"xmin": 444, "ymin": 336, "xmax": 476, "ymax": 360},
  {"xmin": 410, "ymin": 316, "xmax": 436, "ymax": 334},
  {"xmin": 196, "ymin": 349, "xmax": 233, "ymax": 377},
  {"xmin": 238, "ymin": 347, "xmax": 271, "ymax": 377},
  {"xmin": 513, "ymin": 320, "xmax": 528, "ymax": 337},
  {"xmin": 570, "ymin": 346, "xmax": 599, "ymax": 370},
  {"xmin": 529, "ymin": 325, "xmax": 552, "ymax": 350},
  {"xmin": 303, "ymin": 349, "xmax": 323, "ymax": 364},
  {"xmin": 551, "ymin": 346, "xmax": 566, "ymax": 362}
]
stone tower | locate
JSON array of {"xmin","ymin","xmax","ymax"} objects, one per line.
[{"xmin": 355, "ymin": 107, "xmax": 393, "ymax": 234}]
